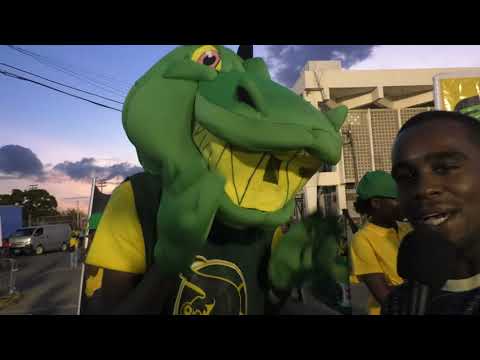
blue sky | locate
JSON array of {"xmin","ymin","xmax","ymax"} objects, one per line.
[
  {"xmin": 0, "ymin": 45, "xmax": 240, "ymax": 210},
  {"xmin": 1, "ymin": 45, "xmax": 480, "ymax": 211},
  {"xmin": 0, "ymin": 45, "xmax": 176, "ymax": 165}
]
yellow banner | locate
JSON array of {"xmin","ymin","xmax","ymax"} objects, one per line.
[{"xmin": 435, "ymin": 74, "xmax": 480, "ymax": 119}]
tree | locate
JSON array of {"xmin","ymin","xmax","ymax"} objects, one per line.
[
  {"xmin": 60, "ymin": 208, "xmax": 87, "ymax": 219},
  {"xmin": 0, "ymin": 188, "xmax": 59, "ymax": 224},
  {"xmin": 60, "ymin": 208, "xmax": 88, "ymax": 230}
]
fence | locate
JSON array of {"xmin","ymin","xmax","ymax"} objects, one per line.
[
  {"xmin": 30, "ymin": 215, "xmax": 88, "ymax": 230},
  {"xmin": 0, "ymin": 258, "xmax": 18, "ymax": 298},
  {"xmin": 293, "ymin": 194, "xmax": 305, "ymax": 222},
  {"xmin": 341, "ymin": 107, "xmax": 431, "ymax": 182}
]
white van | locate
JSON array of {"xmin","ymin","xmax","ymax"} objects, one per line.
[{"xmin": 9, "ymin": 224, "xmax": 72, "ymax": 255}]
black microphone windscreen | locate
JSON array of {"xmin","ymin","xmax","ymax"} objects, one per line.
[{"xmin": 397, "ymin": 229, "xmax": 457, "ymax": 289}]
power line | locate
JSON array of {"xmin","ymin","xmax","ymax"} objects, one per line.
[
  {"xmin": 8, "ymin": 45, "xmax": 131, "ymax": 93},
  {"xmin": 0, "ymin": 69, "xmax": 122, "ymax": 112},
  {"xmin": 0, "ymin": 62, "xmax": 124, "ymax": 105},
  {"xmin": 28, "ymin": 47, "xmax": 135, "ymax": 89},
  {"xmin": 7, "ymin": 45, "xmax": 129, "ymax": 97}
]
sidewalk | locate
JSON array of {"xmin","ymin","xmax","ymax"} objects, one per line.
[{"xmin": 0, "ymin": 252, "xmax": 83, "ymax": 315}]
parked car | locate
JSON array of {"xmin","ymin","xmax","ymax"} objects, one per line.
[{"xmin": 9, "ymin": 224, "xmax": 72, "ymax": 256}]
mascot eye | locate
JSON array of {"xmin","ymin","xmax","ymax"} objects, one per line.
[
  {"xmin": 200, "ymin": 51, "xmax": 220, "ymax": 67},
  {"xmin": 191, "ymin": 45, "xmax": 222, "ymax": 71}
]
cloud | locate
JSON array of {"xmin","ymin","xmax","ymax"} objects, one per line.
[
  {"xmin": 52, "ymin": 157, "xmax": 143, "ymax": 182},
  {"xmin": 259, "ymin": 45, "xmax": 376, "ymax": 87},
  {"xmin": 350, "ymin": 45, "xmax": 480, "ymax": 70},
  {"xmin": 0, "ymin": 144, "xmax": 143, "ymax": 184},
  {"xmin": 0, "ymin": 145, "xmax": 45, "ymax": 179},
  {"xmin": 331, "ymin": 50, "xmax": 347, "ymax": 62}
]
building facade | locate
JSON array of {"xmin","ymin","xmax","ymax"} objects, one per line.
[{"xmin": 292, "ymin": 61, "xmax": 480, "ymax": 220}]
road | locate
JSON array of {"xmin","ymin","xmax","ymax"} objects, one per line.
[
  {"xmin": 350, "ymin": 283, "xmax": 370, "ymax": 315},
  {"xmin": 0, "ymin": 250, "xmax": 370, "ymax": 315},
  {"xmin": 0, "ymin": 250, "xmax": 83, "ymax": 315}
]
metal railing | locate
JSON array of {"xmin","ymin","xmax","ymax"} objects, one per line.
[
  {"xmin": 293, "ymin": 194, "xmax": 305, "ymax": 221},
  {"xmin": 0, "ymin": 258, "xmax": 18, "ymax": 298}
]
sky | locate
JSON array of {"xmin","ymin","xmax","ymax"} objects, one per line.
[{"xmin": 1, "ymin": 45, "xmax": 480, "ymax": 213}]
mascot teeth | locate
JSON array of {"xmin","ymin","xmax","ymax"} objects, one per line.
[{"xmin": 193, "ymin": 122, "xmax": 321, "ymax": 212}]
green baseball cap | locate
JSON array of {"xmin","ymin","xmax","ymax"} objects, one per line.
[
  {"xmin": 454, "ymin": 96, "xmax": 480, "ymax": 120},
  {"xmin": 356, "ymin": 170, "xmax": 398, "ymax": 200}
]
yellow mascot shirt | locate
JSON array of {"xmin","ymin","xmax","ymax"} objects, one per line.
[{"xmin": 85, "ymin": 181, "xmax": 146, "ymax": 274}]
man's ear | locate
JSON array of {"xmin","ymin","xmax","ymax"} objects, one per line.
[{"xmin": 370, "ymin": 198, "xmax": 381, "ymax": 210}]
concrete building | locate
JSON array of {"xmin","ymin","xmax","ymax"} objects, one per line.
[{"xmin": 292, "ymin": 61, "xmax": 480, "ymax": 220}]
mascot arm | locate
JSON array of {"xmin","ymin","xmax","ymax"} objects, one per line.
[
  {"xmin": 268, "ymin": 213, "xmax": 346, "ymax": 293},
  {"xmin": 154, "ymin": 170, "xmax": 225, "ymax": 275},
  {"xmin": 81, "ymin": 181, "xmax": 182, "ymax": 314},
  {"xmin": 269, "ymin": 221, "xmax": 312, "ymax": 291},
  {"xmin": 81, "ymin": 263, "xmax": 179, "ymax": 314}
]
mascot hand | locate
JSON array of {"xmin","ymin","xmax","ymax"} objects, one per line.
[
  {"xmin": 154, "ymin": 170, "xmax": 225, "ymax": 274},
  {"xmin": 269, "ymin": 221, "xmax": 312, "ymax": 290},
  {"xmin": 269, "ymin": 214, "xmax": 347, "ymax": 291},
  {"xmin": 309, "ymin": 216, "xmax": 349, "ymax": 299}
]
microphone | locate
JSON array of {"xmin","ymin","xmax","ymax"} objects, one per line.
[
  {"xmin": 397, "ymin": 229, "xmax": 457, "ymax": 315},
  {"xmin": 409, "ymin": 281, "xmax": 429, "ymax": 315}
]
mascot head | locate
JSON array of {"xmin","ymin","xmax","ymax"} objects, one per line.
[{"xmin": 123, "ymin": 45, "xmax": 347, "ymax": 228}]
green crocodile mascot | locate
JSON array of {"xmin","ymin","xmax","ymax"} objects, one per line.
[{"xmin": 81, "ymin": 45, "xmax": 348, "ymax": 315}]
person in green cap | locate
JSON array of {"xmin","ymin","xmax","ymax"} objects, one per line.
[{"xmin": 349, "ymin": 170, "xmax": 412, "ymax": 315}]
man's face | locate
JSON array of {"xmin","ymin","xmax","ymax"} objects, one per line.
[
  {"xmin": 392, "ymin": 120, "xmax": 480, "ymax": 249},
  {"xmin": 373, "ymin": 197, "xmax": 402, "ymax": 223}
]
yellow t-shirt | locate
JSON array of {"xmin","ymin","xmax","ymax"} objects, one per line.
[
  {"xmin": 84, "ymin": 180, "xmax": 145, "ymax": 298},
  {"xmin": 85, "ymin": 180, "xmax": 146, "ymax": 274},
  {"xmin": 69, "ymin": 237, "xmax": 79, "ymax": 248},
  {"xmin": 84, "ymin": 180, "xmax": 286, "ymax": 299},
  {"xmin": 350, "ymin": 221, "xmax": 412, "ymax": 315}
]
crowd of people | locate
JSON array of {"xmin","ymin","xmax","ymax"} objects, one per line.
[
  {"xmin": 79, "ymin": 109, "xmax": 480, "ymax": 315},
  {"xmin": 75, "ymin": 45, "xmax": 480, "ymax": 315},
  {"xmin": 267, "ymin": 105, "xmax": 480, "ymax": 315}
]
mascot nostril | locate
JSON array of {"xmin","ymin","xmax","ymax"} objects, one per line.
[
  {"xmin": 236, "ymin": 86, "xmax": 258, "ymax": 111},
  {"xmin": 83, "ymin": 45, "xmax": 349, "ymax": 315}
]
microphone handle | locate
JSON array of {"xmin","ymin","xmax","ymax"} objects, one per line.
[
  {"xmin": 409, "ymin": 281, "xmax": 429, "ymax": 315},
  {"xmin": 409, "ymin": 282, "xmax": 419, "ymax": 315},
  {"xmin": 417, "ymin": 284, "xmax": 429, "ymax": 315}
]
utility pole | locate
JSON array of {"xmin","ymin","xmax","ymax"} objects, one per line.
[
  {"xmin": 63, "ymin": 196, "xmax": 89, "ymax": 230},
  {"xmin": 76, "ymin": 177, "xmax": 96, "ymax": 315},
  {"xmin": 76, "ymin": 200, "xmax": 80, "ymax": 230},
  {"xmin": 97, "ymin": 179, "xmax": 107, "ymax": 193}
]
